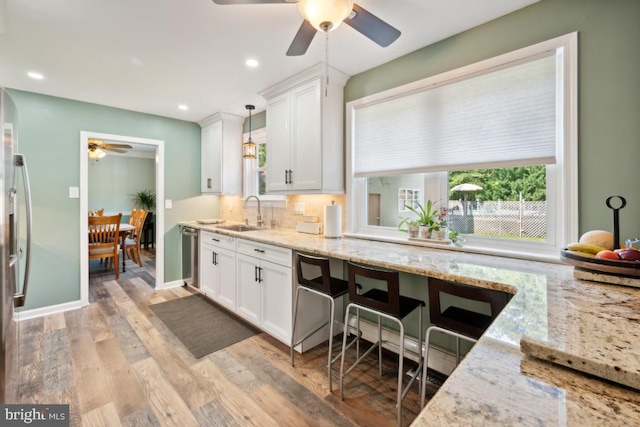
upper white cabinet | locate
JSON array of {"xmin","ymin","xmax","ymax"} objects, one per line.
[
  {"xmin": 260, "ymin": 64, "xmax": 349, "ymax": 194},
  {"xmin": 198, "ymin": 112, "xmax": 244, "ymax": 194}
]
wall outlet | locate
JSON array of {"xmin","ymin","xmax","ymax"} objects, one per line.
[
  {"xmin": 69, "ymin": 187, "xmax": 79, "ymax": 198},
  {"xmin": 165, "ymin": 199, "xmax": 172, "ymax": 209},
  {"xmin": 294, "ymin": 202, "xmax": 305, "ymax": 215}
]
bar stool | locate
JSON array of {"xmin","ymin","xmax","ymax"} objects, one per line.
[
  {"xmin": 291, "ymin": 253, "xmax": 349, "ymax": 392},
  {"xmin": 339, "ymin": 263, "xmax": 425, "ymax": 427},
  {"xmin": 420, "ymin": 278, "xmax": 509, "ymax": 408}
]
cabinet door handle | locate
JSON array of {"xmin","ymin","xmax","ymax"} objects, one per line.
[
  {"xmin": 288, "ymin": 169, "xmax": 293, "ymax": 184},
  {"xmin": 284, "ymin": 169, "xmax": 289, "ymax": 184},
  {"xmin": 207, "ymin": 178, "xmax": 212, "ymax": 189},
  {"xmin": 254, "ymin": 248, "xmax": 265, "ymax": 254},
  {"xmin": 211, "ymin": 238, "xmax": 220, "ymax": 242},
  {"xmin": 258, "ymin": 266, "xmax": 263, "ymax": 283},
  {"xmin": 254, "ymin": 265, "xmax": 259, "ymax": 282}
]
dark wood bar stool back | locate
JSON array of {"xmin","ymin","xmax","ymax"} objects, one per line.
[
  {"xmin": 339, "ymin": 263, "xmax": 425, "ymax": 427},
  {"xmin": 291, "ymin": 253, "xmax": 349, "ymax": 392},
  {"xmin": 420, "ymin": 278, "xmax": 510, "ymax": 408}
]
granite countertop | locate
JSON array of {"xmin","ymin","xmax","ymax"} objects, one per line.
[{"xmin": 182, "ymin": 221, "xmax": 640, "ymax": 425}]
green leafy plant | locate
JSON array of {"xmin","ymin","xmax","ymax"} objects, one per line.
[
  {"xmin": 403, "ymin": 199, "xmax": 446, "ymax": 231},
  {"xmin": 133, "ymin": 189, "xmax": 156, "ymax": 211},
  {"xmin": 398, "ymin": 216, "xmax": 420, "ymax": 233}
]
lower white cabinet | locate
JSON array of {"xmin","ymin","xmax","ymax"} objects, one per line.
[
  {"xmin": 198, "ymin": 231, "xmax": 293, "ymax": 345},
  {"xmin": 236, "ymin": 239, "xmax": 293, "ymax": 345},
  {"xmin": 199, "ymin": 231, "xmax": 237, "ymax": 311}
]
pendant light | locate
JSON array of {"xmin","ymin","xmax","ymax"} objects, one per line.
[{"xmin": 242, "ymin": 104, "xmax": 257, "ymax": 159}]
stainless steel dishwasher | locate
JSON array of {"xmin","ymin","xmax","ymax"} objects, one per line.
[{"xmin": 180, "ymin": 225, "xmax": 198, "ymax": 289}]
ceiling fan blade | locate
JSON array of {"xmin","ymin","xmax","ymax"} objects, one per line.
[
  {"xmin": 212, "ymin": 0, "xmax": 292, "ymax": 4},
  {"xmin": 103, "ymin": 147, "xmax": 128, "ymax": 154},
  {"xmin": 104, "ymin": 143, "xmax": 132, "ymax": 150},
  {"xmin": 344, "ymin": 3, "xmax": 400, "ymax": 48},
  {"xmin": 286, "ymin": 20, "xmax": 316, "ymax": 56}
]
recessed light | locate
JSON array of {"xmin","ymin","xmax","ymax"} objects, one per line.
[
  {"xmin": 178, "ymin": 104, "xmax": 188, "ymax": 111},
  {"xmin": 245, "ymin": 59, "xmax": 259, "ymax": 68},
  {"xmin": 27, "ymin": 71, "xmax": 44, "ymax": 80}
]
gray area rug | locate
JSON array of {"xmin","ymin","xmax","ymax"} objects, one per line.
[{"xmin": 150, "ymin": 294, "xmax": 260, "ymax": 358}]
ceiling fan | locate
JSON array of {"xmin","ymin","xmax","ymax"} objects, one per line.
[
  {"xmin": 88, "ymin": 138, "xmax": 132, "ymax": 160},
  {"xmin": 211, "ymin": 0, "xmax": 401, "ymax": 56}
]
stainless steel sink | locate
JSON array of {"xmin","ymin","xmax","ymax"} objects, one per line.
[{"xmin": 215, "ymin": 224, "xmax": 262, "ymax": 232}]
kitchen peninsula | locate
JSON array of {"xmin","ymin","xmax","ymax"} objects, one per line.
[{"xmin": 181, "ymin": 221, "xmax": 640, "ymax": 426}]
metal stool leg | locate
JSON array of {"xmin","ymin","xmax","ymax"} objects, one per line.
[
  {"xmin": 378, "ymin": 314, "xmax": 383, "ymax": 376},
  {"xmin": 328, "ymin": 297, "xmax": 335, "ymax": 392}
]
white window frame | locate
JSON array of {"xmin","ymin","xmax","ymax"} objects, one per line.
[
  {"xmin": 345, "ymin": 33, "xmax": 578, "ymax": 262},
  {"xmin": 242, "ymin": 127, "xmax": 287, "ymax": 207}
]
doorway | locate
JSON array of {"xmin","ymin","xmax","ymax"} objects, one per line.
[{"xmin": 79, "ymin": 131, "xmax": 165, "ymax": 306}]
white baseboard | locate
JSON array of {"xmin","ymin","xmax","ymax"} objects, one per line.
[
  {"xmin": 14, "ymin": 299, "xmax": 88, "ymax": 321},
  {"xmin": 158, "ymin": 279, "xmax": 184, "ymax": 290},
  {"xmin": 346, "ymin": 316, "xmax": 457, "ymax": 377}
]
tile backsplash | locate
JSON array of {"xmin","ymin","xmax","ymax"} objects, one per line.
[{"xmin": 219, "ymin": 194, "xmax": 347, "ymax": 232}]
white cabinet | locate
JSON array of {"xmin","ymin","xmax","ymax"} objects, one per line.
[
  {"xmin": 236, "ymin": 239, "xmax": 293, "ymax": 344},
  {"xmin": 260, "ymin": 64, "xmax": 349, "ymax": 194},
  {"xmin": 199, "ymin": 231, "xmax": 237, "ymax": 311},
  {"xmin": 199, "ymin": 112, "xmax": 243, "ymax": 194}
]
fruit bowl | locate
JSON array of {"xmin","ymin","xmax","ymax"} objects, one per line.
[{"xmin": 560, "ymin": 249, "xmax": 640, "ymax": 278}]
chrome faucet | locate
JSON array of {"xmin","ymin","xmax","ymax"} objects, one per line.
[
  {"xmin": 243, "ymin": 195, "xmax": 263, "ymax": 227},
  {"xmin": 265, "ymin": 203, "xmax": 276, "ymax": 228}
]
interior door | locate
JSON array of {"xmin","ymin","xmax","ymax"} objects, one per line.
[{"xmin": 368, "ymin": 193, "xmax": 381, "ymax": 226}]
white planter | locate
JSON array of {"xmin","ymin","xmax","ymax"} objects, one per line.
[{"xmin": 431, "ymin": 229, "xmax": 446, "ymax": 240}]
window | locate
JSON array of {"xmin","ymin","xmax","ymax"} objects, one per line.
[
  {"xmin": 243, "ymin": 128, "xmax": 287, "ymax": 206},
  {"xmin": 398, "ymin": 188, "xmax": 421, "ymax": 211},
  {"xmin": 346, "ymin": 33, "xmax": 578, "ymax": 260}
]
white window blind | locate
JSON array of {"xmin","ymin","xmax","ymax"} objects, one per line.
[{"xmin": 353, "ymin": 52, "xmax": 558, "ymax": 178}]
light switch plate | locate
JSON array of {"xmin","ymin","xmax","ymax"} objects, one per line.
[
  {"xmin": 69, "ymin": 186, "xmax": 79, "ymax": 198},
  {"xmin": 165, "ymin": 199, "xmax": 172, "ymax": 209}
]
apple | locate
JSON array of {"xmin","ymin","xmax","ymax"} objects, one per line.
[
  {"xmin": 616, "ymin": 249, "xmax": 640, "ymax": 262},
  {"xmin": 596, "ymin": 250, "xmax": 620, "ymax": 260}
]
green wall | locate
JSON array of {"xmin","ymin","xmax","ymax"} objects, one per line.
[
  {"xmin": 88, "ymin": 156, "xmax": 155, "ymax": 213},
  {"xmin": 7, "ymin": 90, "xmax": 219, "ymax": 310},
  {"xmin": 345, "ymin": 0, "xmax": 640, "ymax": 243}
]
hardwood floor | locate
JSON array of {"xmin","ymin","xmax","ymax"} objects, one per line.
[{"xmin": 16, "ymin": 249, "xmax": 438, "ymax": 426}]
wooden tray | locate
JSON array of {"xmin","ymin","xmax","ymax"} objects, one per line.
[{"xmin": 560, "ymin": 249, "xmax": 640, "ymax": 278}]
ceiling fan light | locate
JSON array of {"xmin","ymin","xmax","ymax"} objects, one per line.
[
  {"xmin": 88, "ymin": 148, "xmax": 106, "ymax": 160},
  {"xmin": 298, "ymin": 0, "xmax": 353, "ymax": 32}
]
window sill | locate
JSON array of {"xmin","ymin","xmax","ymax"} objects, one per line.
[{"xmin": 342, "ymin": 232, "xmax": 563, "ymax": 264}]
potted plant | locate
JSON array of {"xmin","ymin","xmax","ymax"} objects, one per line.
[
  {"xmin": 403, "ymin": 200, "xmax": 440, "ymax": 239},
  {"xmin": 398, "ymin": 217, "xmax": 420, "ymax": 238},
  {"xmin": 133, "ymin": 189, "xmax": 156, "ymax": 211},
  {"xmin": 133, "ymin": 189, "xmax": 156, "ymax": 237},
  {"xmin": 429, "ymin": 206, "xmax": 448, "ymax": 240}
]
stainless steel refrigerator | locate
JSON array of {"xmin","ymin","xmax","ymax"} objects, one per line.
[{"xmin": 1, "ymin": 88, "xmax": 32, "ymax": 402}]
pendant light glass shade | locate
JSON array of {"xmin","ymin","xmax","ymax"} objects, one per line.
[
  {"xmin": 298, "ymin": 0, "xmax": 353, "ymax": 32},
  {"xmin": 243, "ymin": 105, "xmax": 257, "ymax": 159}
]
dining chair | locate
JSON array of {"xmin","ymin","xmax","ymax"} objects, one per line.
[
  {"xmin": 124, "ymin": 209, "xmax": 148, "ymax": 267},
  {"xmin": 88, "ymin": 213, "xmax": 122, "ymax": 279}
]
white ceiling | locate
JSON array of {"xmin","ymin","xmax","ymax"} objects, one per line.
[{"xmin": 0, "ymin": 0, "xmax": 538, "ymax": 123}]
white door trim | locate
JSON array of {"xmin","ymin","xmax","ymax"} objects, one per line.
[{"xmin": 80, "ymin": 131, "xmax": 165, "ymax": 305}]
